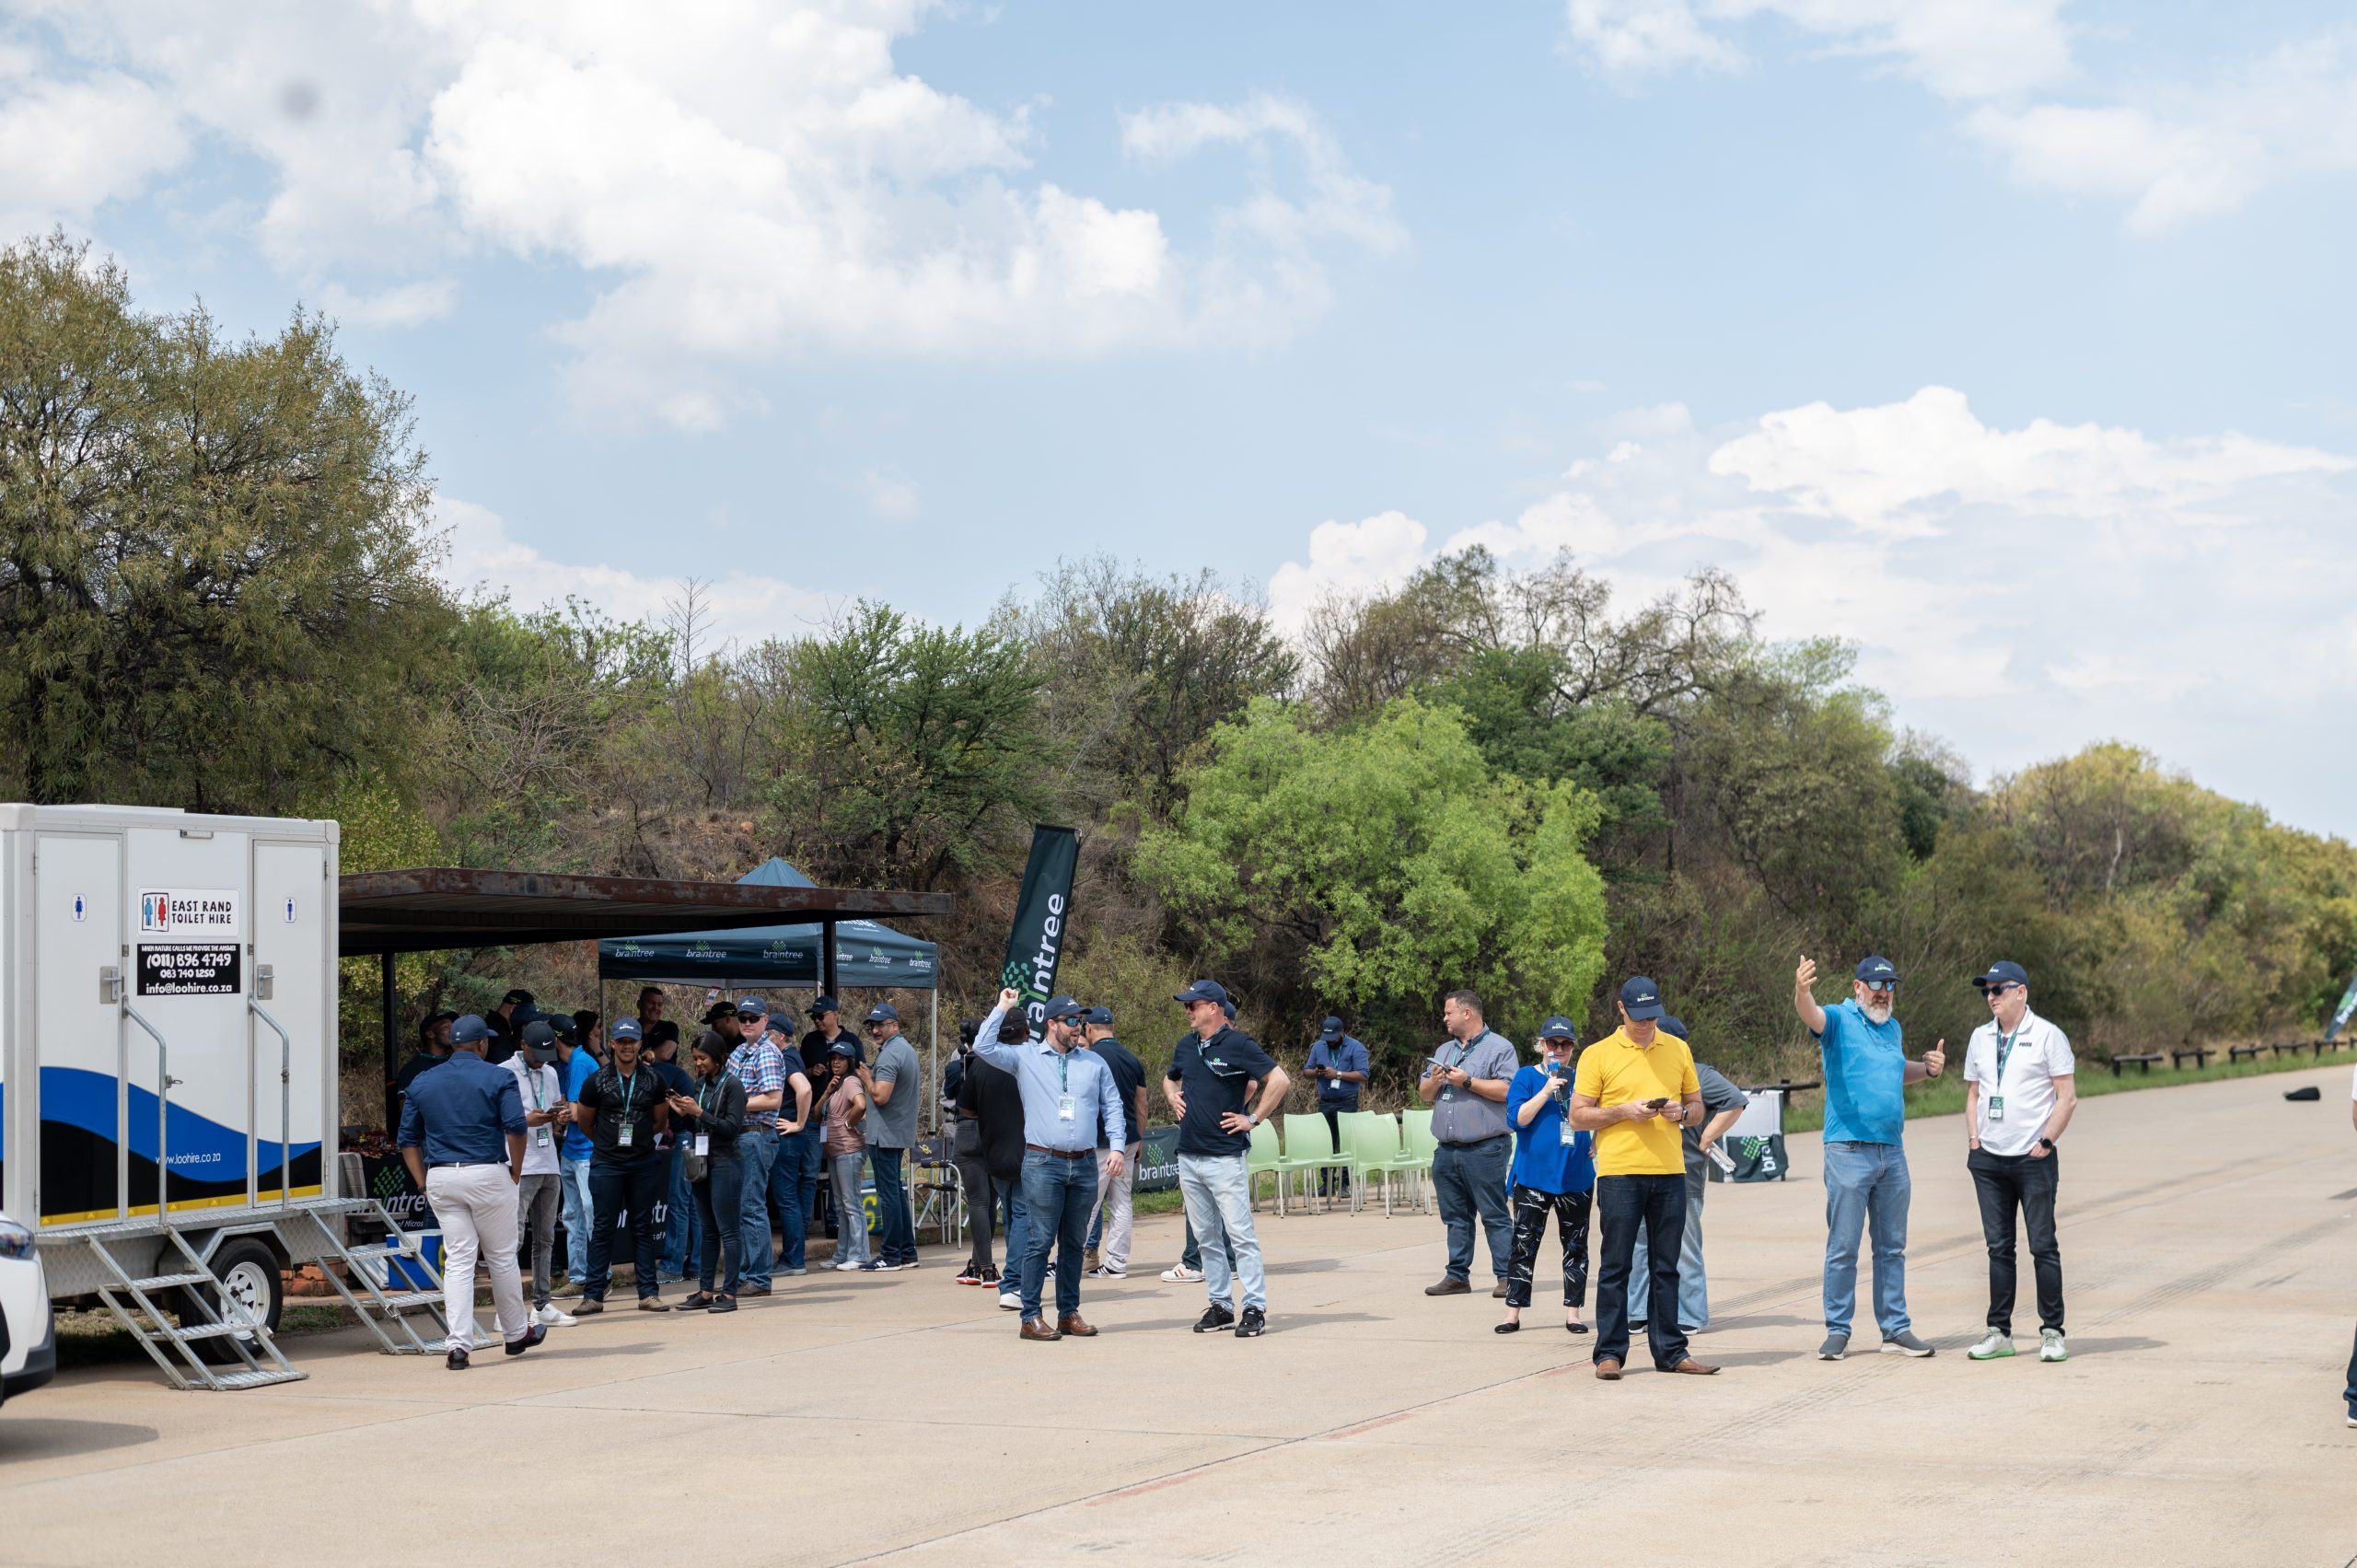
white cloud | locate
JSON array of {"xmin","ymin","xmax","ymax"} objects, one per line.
[
  {"xmin": 0, "ymin": 65, "xmax": 187, "ymax": 236},
  {"xmin": 434, "ymin": 496, "xmax": 834, "ymax": 632},
  {"xmin": 1964, "ymin": 35, "xmax": 2357, "ymax": 233},
  {"xmin": 860, "ymin": 470, "xmax": 920, "ymax": 520},
  {"xmin": 1267, "ymin": 509, "xmax": 1430, "ymax": 633},
  {"xmin": 319, "ymin": 277, "xmax": 456, "ymax": 328},
  {"xmin": 1564, "ymin": 0, "xmax": 2070, "ymax": 97},
  {"xmin": 14, "ymin": 3, "xmax": 1397, "ymax": 426},
  {"xmin": 1562, "ymin": 3, "xmax": 2357, "ymax": 232},
  {"xmin": 1276, "ymin": 387, "xmax": 2357, "ymax": 779}
]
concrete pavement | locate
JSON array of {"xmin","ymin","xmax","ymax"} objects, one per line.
[{"xmin": 4, "ymin": 1063, "xmax": 2354, "ymax": 1566}]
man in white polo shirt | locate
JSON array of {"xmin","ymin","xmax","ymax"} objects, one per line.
[{"xmin": 1961, "ymin": 960, "xmax": 2077, "ymax": 1364}]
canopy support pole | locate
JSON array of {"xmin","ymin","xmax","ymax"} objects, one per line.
[
  {"xmin": 928, "ymin": 990, "xmax": 939, "ymax": 1135},
  {"xmin": 380, "ymin": 950, "xmax": 398, "ymax": 1130},
  {"xmin": 820, "ymin": 919, "xmax": 837, "ymax": 999}
]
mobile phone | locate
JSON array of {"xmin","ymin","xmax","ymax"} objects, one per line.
[{"xmin": 1644, "ymin": 1097, "xmax": 1671, "ymax": 1109}]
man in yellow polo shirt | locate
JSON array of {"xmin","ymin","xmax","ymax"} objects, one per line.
[{"xmin": 1571, "ymin": 976, "xmax": 1717, "ymax": 1382}]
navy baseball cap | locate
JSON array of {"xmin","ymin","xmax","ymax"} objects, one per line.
[
  {"xmin": 1619, "ymin": 976, "xmax": 1665, "ymax": 1021},
  {"xmin": 809, "ymin": 995, "xmax": 842, "ymax": 1016},
  {"xmin": 830, "ymin": 1040, "xmax": 859, "ymax": 1058},
  {"xmin": 735, "ymin": 995, "xmax": 768, "ymax": 1016},
  {"xmin": 1538, "ymin": 1015, "xmax": 1576, "ymax": 1040},
  {"xmin": 1855, "ymin": 956, "xmax": 1899, "ymax": 985},
  {"xmin": 452, "ymin": 1014, "xmax": 493, "ymax": 1044},
  {"xmin": 1659, "ymin": 1015, "xmax": 1689, "ymax": 1040},
  {"xmin": 1039, "ymin": 995, "xmax": 1084, "ymax": 1022},
  {"xmin": 1973, "ymin": 960, "xmax": 2029, "ymax": 991},
  {"xmin": 865, "ymin": 1003, "xmax": 900, "ymax": 1024},
  {"xmin": 611, "ymin": 1018, "xmax": 643, "ymax": 1042},
  {"xmin": 1318, "ymin": 1016, "xmax": 1344, "ymax": 1039},
  {"xmin": 1175, "ymin": 979, "xmax": 1230, "ymax": 1007},
  {"xmin": 1082, "ymin": 1005, "xmax": 1115, "ymax": 1028}
]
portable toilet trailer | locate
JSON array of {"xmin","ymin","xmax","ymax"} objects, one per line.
[{"xmin": 2, "ymin": 804, "xmax": 472, "ymax": 1388}]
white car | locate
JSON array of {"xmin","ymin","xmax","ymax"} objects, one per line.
[{"xmin": 0, "ymin": 1211, "xmax": 56, "ymax": 1406}]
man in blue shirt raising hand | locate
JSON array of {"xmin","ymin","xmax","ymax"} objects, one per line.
[
  {"xmin": 1794, "ymin": 955, "xmax": 1945, "ymax": 1364},
  {"xmin": 974, "ymin": 989, "xmax": 1126, "ymax": 1342}
]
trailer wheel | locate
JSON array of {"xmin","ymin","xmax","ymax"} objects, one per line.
[{"xmin": 180, "ymin": 1237, "xmax": 284, "ymax": 1366}]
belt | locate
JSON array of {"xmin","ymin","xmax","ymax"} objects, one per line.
[
  {"xmin": 1025, "ymin": 1144, "xmax": 1093, "ymax": 1159},
  {"xmin": 427, "ymin": 1160, "xmax": 500, "ymax": 1169},
  {"xmin": 1438, "ymin": 1133, "xmax": 1506, "ymax": 1148}
]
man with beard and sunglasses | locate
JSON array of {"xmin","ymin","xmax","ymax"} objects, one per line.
[{"xmin": 1794, "ymin": 954, "xmax": 1946, "ymax": 1363}]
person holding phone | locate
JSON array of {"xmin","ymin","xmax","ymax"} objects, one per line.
[
  {"xmin": 1498, "ymin": 1016, "xmax": 1596, "ymax": 1335},
  {"xmin": 1570, "ymin": 977, "xmax": 1715, "ymax": 1381},
  {"xmin": 669, "ymin": 1031, "xmax": 749, "ymax": 1312},
  {"xmin": 1419, "ymin": 991, "xmax": 1521, "ymax": 1297},
  {"xmin": 1628, "ymin": 1016, "xmax": 1751, "ymax": 1336}
]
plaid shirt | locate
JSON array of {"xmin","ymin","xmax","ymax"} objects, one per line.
[{"xmin": 726, "ymin": 1037, "xmax": 787, "ymax": 1128}]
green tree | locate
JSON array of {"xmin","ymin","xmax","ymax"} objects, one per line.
[
  {"xmin": 0, "ymin": 233, "xmax": 450, "ymax": 809},
  {"xmin": 1135, "ymin": 697, "xmax": 1611, "ymax": 1070}
]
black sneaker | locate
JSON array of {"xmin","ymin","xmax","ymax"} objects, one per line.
[
  {"xmin": 1234, "ymin": 1307, "xmax": 1266, "ymax": 1339},
  {"xmin": 1192, "ymin": 1303, "xmax": 1237, "ymax": 1333}
]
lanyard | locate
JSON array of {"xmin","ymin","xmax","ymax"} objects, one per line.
[
  {"xmin": 698, "ymin": 1074, "xmax": 722, "ymax": 1117},
  {"xmin": 1057, "ymin": 1050, "xmax": 1070, "ymax": 1092},
  {"xmin": 1993, "ymin": 1026, "xmax": 2023, "ymax": 1085},
  {"xmin": 617, "ymin": 1068, "xmax": 640, "ymax": 1119}
]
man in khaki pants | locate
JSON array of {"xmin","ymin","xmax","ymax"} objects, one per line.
[{"xmin": 400, "ymin": 1014, "xmax": 548, "ymax": 1371}]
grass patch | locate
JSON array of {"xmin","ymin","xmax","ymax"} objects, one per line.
[{"xmin": 1778, "ymin": 1041, "xmax": 2356, "ymax": 1134}]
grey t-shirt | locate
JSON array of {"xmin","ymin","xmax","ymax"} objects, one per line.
[
  {"xmin": 1430, "ymin": 1029, "xmax": 1518, "ymax": 1144},
  {"xmin": 1685, "ymin": 1063, "xmax": 1750, "ymax": 1178},
  {"xmin": 865, "ymin": 1035, "xmax": 923, "ymax": 1149}
]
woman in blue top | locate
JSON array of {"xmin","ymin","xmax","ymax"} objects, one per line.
[{"xmin": 1498, "ymin": 1017, "xmax": 1596, "ymax": 1334}]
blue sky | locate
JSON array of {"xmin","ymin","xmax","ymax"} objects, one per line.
[{"xmin": 6, "ymin": 1, "xmax": 2355, "ymax": 837}]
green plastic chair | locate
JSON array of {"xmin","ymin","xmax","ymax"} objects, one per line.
[
  {"xmin": 1271, "ymin": 1113, "xmax": 1349, "ymax": 1214},
  {"xmin": 1245, "ymin": 1116, "xmax": 1284, "ymax": 1213},
  {"xmin": 1339, "ymin": 1110, "xmax": 1419, "ymax": 1216}
]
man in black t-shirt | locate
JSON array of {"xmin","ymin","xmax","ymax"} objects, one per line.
[
  {"xmin": 1081, "ymin": 1006, "xmax": 1147, "ymax": 1279},
  {"xmin": 1164, "ymin": 981, "xmax": 1289, "ymax": 1338},
  {"xmin": 571, "ymin": 1019, "xmax": 672, "ymax": 1314}
]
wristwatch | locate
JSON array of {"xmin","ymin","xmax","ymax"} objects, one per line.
[{"xmin": 2035, "ymin": 1136, "xmax": 2055, "ymax": 1154}]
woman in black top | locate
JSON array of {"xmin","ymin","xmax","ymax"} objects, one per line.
[{"xmin": 668, "ymin": 1032, "xmax": 749, "ymax": 1312}]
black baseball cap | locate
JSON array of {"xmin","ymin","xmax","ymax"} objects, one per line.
[{"xmin": 809, "ymin": 995, "xmax": 842, "ymax": 1017}]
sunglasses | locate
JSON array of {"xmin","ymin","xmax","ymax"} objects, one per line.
[
  {"xmin": 1861, "ymin": 981, "xmax": 1897, "ymax": 993},
  {"xmin": 1981, "ymin": 982, "xmax": 2018, "ymax": 997}
]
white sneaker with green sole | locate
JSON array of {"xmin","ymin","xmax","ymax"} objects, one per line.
[
  {"xmin": 2039, "ymin": 1329, "xmax": 2067, "ymax": 1363},
  {"xmin": 1968, "ymin": 1330, "xmax": 2014, "ymax": 1360}
]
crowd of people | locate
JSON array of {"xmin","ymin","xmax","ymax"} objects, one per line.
[{"xmin": 393, "ymin": 955, "xmax": 2084, "ymax": 1378}]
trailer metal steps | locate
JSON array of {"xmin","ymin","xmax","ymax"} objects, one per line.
[{"xmin": 85, "ymin": 1227, "xmax": 308, "ymax": 1392}]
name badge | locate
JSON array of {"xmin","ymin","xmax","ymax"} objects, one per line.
[
  {"xmin": 534, "ymin": 1126, "xmax": 552, "ymax": 1147},
  {"xmin": 1988, "ymin": 1096, "xmax": 2005, "ymax": 1122},
  {"xmin": 1058, "ymin": 1095, "xmax": 1076, "ymax": 1121},
  {"xmin": 693, "ymin": 1134, "xmax": 711, "ymax": 1157},
  {"xmin": 1558, "ymin": 1117, "xmax": 1577, "ymax": 1148},
  {"xmin": 618, "ymin": 1122, "xmax": 634, "ymax": 1147}
]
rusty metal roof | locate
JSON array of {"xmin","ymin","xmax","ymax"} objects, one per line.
[{"xmin": 338, "ymin": 866, "xmax": 954, "ymax": 956}]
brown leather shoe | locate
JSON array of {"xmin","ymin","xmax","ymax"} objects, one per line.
[
  {"xmin": 1491, "ymin": 1281, "xmax": 1511, "ymax": 1297},
  {"xmin": 1666, "ymin": 1357, "xmax": 1721, "ymax": 1375},
  {"xmin": 1019, "ymin": 1318, "xmax": 1062, "ymax": 1342},
  {"xmin": 1057, "ymin": 1313, "xmax": 1098, "ymax": 1338},
  {"xmin": 1594, "ymin": 1358, "xmax": 1624, "ymax": 1380},
  {"xmin": 1424, "ymin": 1277, "xmax": 1471, "ymax": 1296}
]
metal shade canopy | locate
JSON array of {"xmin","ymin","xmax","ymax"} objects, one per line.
[{"xmin": 338, "ymin": 866, "xmax": 954, "ymax": 957}]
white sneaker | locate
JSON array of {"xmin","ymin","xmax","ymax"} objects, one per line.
[
  {"xmin": 2039, "ymin": 1329, "xmax": 2068, "ymax": 1363},
  {"xmin": 531, "ymin": 1305, "xmax": 577, "ymax": 1328},
  {"xmin": 1086, "ymin": 1265, "xmax": 1127, "ymax": 1279},
  {"xmin": 1968, "ymin": 1330, "xmax": 2014, "ymax": 1360},
  {"xmin": 833, "ymin": 1258, "xmax": 865, "ymax": 1272},
  {"xmin": 996, "ymin": 1290, "xmax": 1022, "ymax": 1311},
  {"xmin": 1161, "ymin": 1264, "xmax": 1204, "ymax": 1283}
]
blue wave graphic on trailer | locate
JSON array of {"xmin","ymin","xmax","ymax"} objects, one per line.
[{"xmin": 38, "ymin": 1065, "xmax": 319, "ymax": 1174}]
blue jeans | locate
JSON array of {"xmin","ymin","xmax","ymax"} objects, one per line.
[
  {"xmin": 1431, "ymin": 1136, "xmax": 1513, "ymax": 1283},
  {"xmin": 869, "ymin": 1144, "xmax": 916, "ymax": 1265},
  {"xmin": 2344, "ymin": 1321, "xmax": 2357, "ymax": 1415},
  {"xmin": 660, "ymin": 1143, "xmax": 696, "ymax": 1280},
  {"xmin": 772, "ymin": 1127, "xmax": 822, "ymax": 1271},
  {"xmin": 736, "ymin": 1126, "xmax": 780, "ymax": 1290},
  {"xmin": 560, "ymin": 1156, "xmax": 593, "ymax": 1282},
  {"xmin": 1002, "ymin": 1179, "xmax": 1028, "ymax": 1282},
  {"xmin": 1017, "ymin": 1151, "xmax": 1096, "ymax": 1321},
  {"xmin": 1178, "ymin": 1153, "xmax": 1264, "ymax": 1312},
  {"xmin": 1629, "ymin": 1161, "xmax": 1710, "ymax": 1329},
  {"xmin": 1823, "ymin": 1140, "xmax": 1912, "ymax": 1336},
  {"xmin": 829, "ymin": 1151, "xmax": 871, "ymax": 1266},
  {"xmin": 1595, "ymin": 1173, "xmax": 1689, "ymax": 1369}
]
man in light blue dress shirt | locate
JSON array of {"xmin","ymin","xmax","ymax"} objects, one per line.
[{"xmin": 974, "ymin": 989, "xmax": 1125, "ymax": 1341}]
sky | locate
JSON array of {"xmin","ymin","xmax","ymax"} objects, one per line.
[{"xmin": 6, "ymin": 1, "xmax": 2355, "ymax": 838}]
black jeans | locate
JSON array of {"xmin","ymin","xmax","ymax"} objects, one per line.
[
  {"xmin": 1968, "ymin": 1147, "xmax": 2063, "ymax": 1334},
  {"xmin": 691, "ymin": 1150, "xmax": 744, "ymax": 1295},
  {"xmin": 586, "ymin": 1155, "xmax": 668, "ymax": 1301},
  {"xmin": 2344, "ymin": 1321, "xmax": 2357, "ymax": 1414},
  {"xmin": 1318, "ymin": 1106, "xmax": 1353, "ymax": 1194},
  {"xmin": 1595, "ymin": 1173, "xmax": 1689, "ymax": 1368},
  {"xmin": 1504, "ymin": 1184, "xmax": 1591, "ymax": 1310},
  {"xmin": 952, "ymin": 1120, "xmax": 997, "ymax": 1270}
]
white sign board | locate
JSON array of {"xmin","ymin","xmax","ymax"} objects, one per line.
[{"xmin": 138, "ymin": 887, "xmax": 241, "ymax": 936}]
